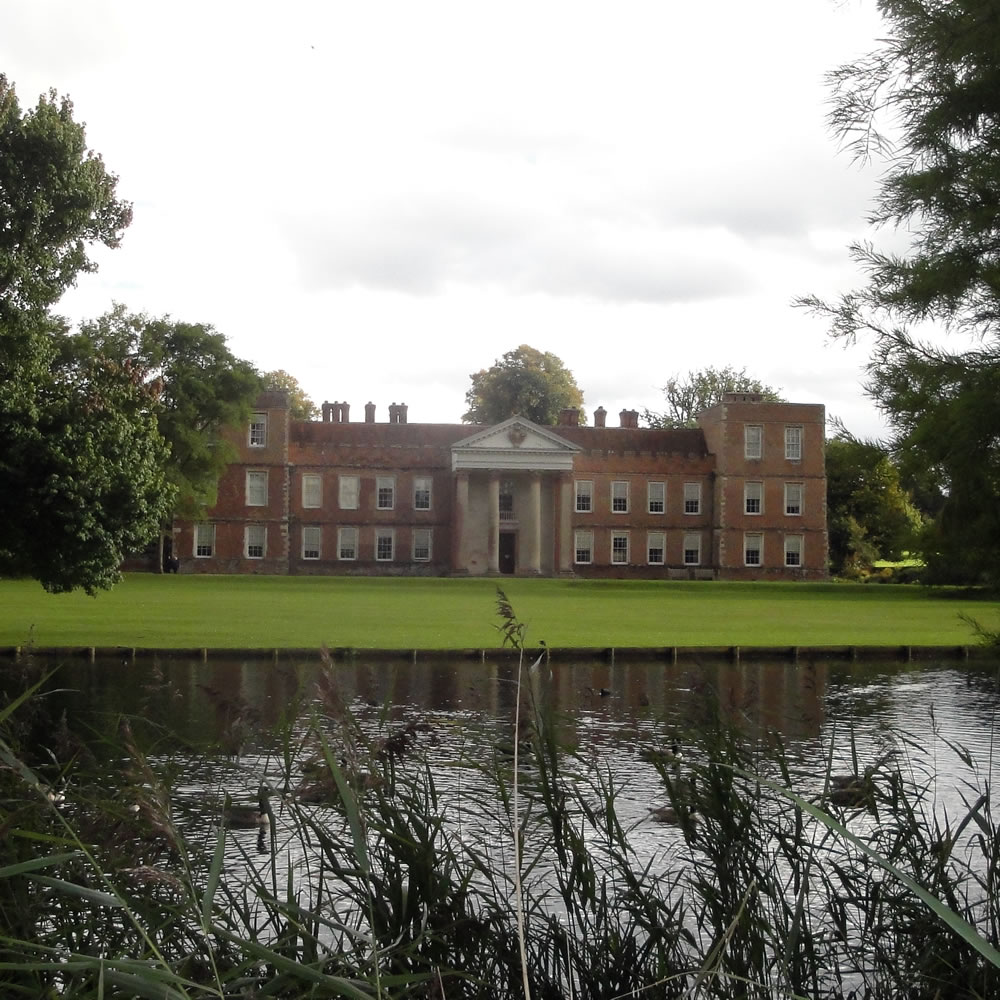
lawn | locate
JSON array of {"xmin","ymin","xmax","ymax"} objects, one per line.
[{"xmin": 1, "ymin": 574, "xmax": 998, "ymax": 651}]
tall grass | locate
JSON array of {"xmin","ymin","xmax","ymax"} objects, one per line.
[{"xmin": 1, "ymin": 598, "xmax": 1000, "ymax": 998}]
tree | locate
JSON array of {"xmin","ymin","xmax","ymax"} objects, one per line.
[
  {"xmin": 825, "ymin": 426, "xmax": 924, "ymax": 577},
  {"xmin": 798, "ymin": 1, "xmax": 1000, "ymax": 584},
  {"xmin": 263, "ymin": 369, "xmax": 319, "ymax": 420},
  {"xmin": 643, "ymin": 366, "xmax": 783, "ymax": 429},
  {"xmin": 463, "ymin": 345, "xmax": 586, "ymax": 425},
  {"xmin": 0, "ymin": 78, "xmax": 173, "ymax": 593},
  {"xmin": 69, "ymin": 307, "xmax": 262, "ymax": 556}
]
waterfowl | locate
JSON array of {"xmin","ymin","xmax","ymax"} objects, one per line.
[
  {"xmin": 224, "ymin": 783, "xmax": 272, "ymax": 829},
  {"xmin": 648, "ymin": 804, "xmax": 698, "ymax": 825}
]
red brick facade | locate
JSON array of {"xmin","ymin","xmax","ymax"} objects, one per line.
[{"xmin": 173, "ymin": 392, "xmax": 827, "ymax": 580}]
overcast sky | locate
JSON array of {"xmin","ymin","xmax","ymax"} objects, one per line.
[{"xmin": 4, "ymin": 0, "xmax": 902, "ymax": 435}]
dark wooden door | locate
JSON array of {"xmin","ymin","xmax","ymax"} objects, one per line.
[{"xmin": 499, "ymin": 533, "xmax": 516, "ymax": 574}]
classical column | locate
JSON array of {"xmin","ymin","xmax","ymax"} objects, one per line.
[
  {"xmin": 487, "ymin": 473, "xmax": 500, "ymax": 573},
  {"xmin": 452, "ymin": 471, "xmax": 470, "ymax": 572},
  {"xmin": 528, "ymin": 472, "xmax": 542, "ymax": 574},
  {"xmin": 557, "ymin": 471, "xmax": 573, "ymax": 573}
]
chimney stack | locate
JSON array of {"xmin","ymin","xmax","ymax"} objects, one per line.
[
  {"xmin": 364, "ymin": 401, "xmax": 376, "ymax": 423},
  {"xmin": 619, "ymin": 408, "xmax": 639, "ymax": 429},
  {"xmin": 593, "ymin": 406, "xmax": 607, "ymax": 428},
  {"xmin": 558, "ymin": 407, "xmax": 580, "ymax": 426}
]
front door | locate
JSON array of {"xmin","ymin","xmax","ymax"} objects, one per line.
[{"xmin": 499, "ymin": 532, "xmax": 516, "ymax": 574}]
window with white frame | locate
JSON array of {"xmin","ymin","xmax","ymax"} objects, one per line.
[
  {"xmin": 338, "ymin": 526, "xmax": 358, "ymax": 560},
  {"xmin": 499, "ymin": 480, "xmax": 515, "ymax": 521},
  {"xmin": 302, "ymin": 526, "xmax": 321, "ymax": 560},
  {"xmin": 376, "ymin": 477, "xmax": 395, "ymax": 510},
  {"xmin": 683, "ymin": 482, "xmax": 701, "ymax": 514},
  {"xmin": 339, "ymin": 475, "xmax": 359, "ymax": 510},
  {"xmin": 574, "ymin": 530, "xmax": 593, "ymax": 564},
  {"xmin": 194, "ymin": 523, "xmax": 215, "ymax": 557},
  {"xmin": 744, "ymin": 532, "xmax": 763, "ymax": 566},
  {"xmin": 376, "ymin": 528, "xmax": 394, "ymax": 561},
  {"xmin": 575, "ymin": 480, "xmax": 593, "ymax": 513},
  {"xmin": 412, "ymin": 528, "xmax": 432, "ymax": 562},
  {"xmin": 785, "ymin": 425, "xmax": 803, "ymax": 461},
  {"xmin": 745, "ymin": 424, "xmax": 763, "ymax": 460},
  {"xmin": 744, "ymin": 481, "xmax": 763, "ymax": 515},
  {"xmin": 683, "ymin": 533, "xmax": 701, "ymax": 565},
  {"xmin": 413, "ymin": 477, "xmax": 432, "ymax": 511},
  {"xmin": 784, "ymin": 482, "xmax": 803, "ymax": 515},
  {"xmin": 611, "ymin": 481, "xmax": 629, "ymax": 513},
  {"xmin": 246, "ymin": 470, "xmax": 267, "ymax": 507},
  {"xmin": 647, "ymin": 531, "xmax": 665, "ymax": 565},
  {"xmin": 249, "ymin": 412, "xmax": 267, "ymax": 447},
  {"xmin": 611, "ymin": 531, "xmax": 629, "ymax": 564},
  {"xmin": 785, "ymin": 534, "xmax": 803, "ymax": 567},
  {"xmin": 648, "ymin": 481, "xmax": 665, "ymax": 514},
  {"xmin": 302, "ymin": 474, "xmax": 322, "ymax": 509},
  {"xmin": 245, "ymin": 524, "xmax": 265, "ymax": 559}
]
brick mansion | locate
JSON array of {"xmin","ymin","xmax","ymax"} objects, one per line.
[{"xmin": 173, "ymin": 392, "xmax": 827, "ymax": 580}]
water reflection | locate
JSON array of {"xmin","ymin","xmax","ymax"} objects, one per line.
[{"xmin": 9, "ymin": 653, "xmax": 999, "ymax": 848}]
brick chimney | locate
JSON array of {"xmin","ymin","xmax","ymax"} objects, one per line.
[
  {"xmin": 593, "ymin": 406, "xmax": 607, "ymax": 428},
  {"xmin": 388, "ymin": 402, "xmax": 408, "ymax": 424},
  {"xmin": 619, "ymin": 408, "xmax": 639, "ymax": 429},
  {"xmin": 323, "ymin": 401, "xmax": 349, "ymax": 423},
  {"xmin": 558, "ymin": 407, "xmax": 580, "ymax": 426},
  {"xmin": 364, "ymin": 401, "xmax": 376, "ymax": 423}
]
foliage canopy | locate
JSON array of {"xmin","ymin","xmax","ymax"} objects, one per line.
[
  {"xmin": 800, "ymin": 0, "xmax": 1000, "ymax": 584},
  {"xmin": 0, "ymin": 78, "xmax": 173, "ymax": 593},
  {"xmin": 263, "ymin": 369, "xmax": 319, "ymax": 420},
  {"xmin": 463, "ymin": 345, "xmax": 585, "ymax": 425},
  {"xmin": 643, "ymin": 365, "xmax": 782, "ymax": 429}
]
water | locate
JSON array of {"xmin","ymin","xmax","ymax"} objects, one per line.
[{"xmin": 11, "ymin": 651, "xmax": 1000, "ymax": 862}]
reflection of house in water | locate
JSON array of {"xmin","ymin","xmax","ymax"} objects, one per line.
[{"xmin": 173, "ymin": 391, "xmax": 827, "ymax": 580}]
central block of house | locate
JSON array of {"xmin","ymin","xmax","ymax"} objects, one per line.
[{"xmin": 174, "ymin": 392, "xmax": 827, "ymax": 580}]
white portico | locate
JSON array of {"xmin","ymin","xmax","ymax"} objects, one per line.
[{"xmin": 450, "ymin": 417, "xmax": 581, "ymax": 576}]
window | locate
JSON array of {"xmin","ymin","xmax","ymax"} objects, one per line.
[
  {"xmin": 744, "ymin": 481, "xmax": 763, "ymax": 515},
  {"xmin": 647, "ymin": 531, "xmax": 665, "ymax": 565},
  {"xmin": 785, "ymin": 534, "xmax": 803, "ymax": 567},
  {"xmin": 744, "ymin": 532, "xmax": 763, "ymax": 566},
  {"xmin": 413, "ymin": 477, "xmax": 432, "ymax": 511},
  {"xmin": 611, "ymin": 531, "xmax": 629, "ymax": 565},
  {"xmin": 302, "ymin": 474, "xmax": 322, "ymax": 509},
  {"xmin": 338, "ymin": 526, "xmax": 358, "ymax": 560},
  {"xmin": 575, "ymin": 480, "xmax": 593, "ymax": 513},
  {"xmin": 339, "ymin": 475, "xmax": 359, "ymax": 510},
  {"xmin": 246, "ymin": 470, "xmax": 267, "ymax": 507},
  {"xmin": 785, "ymin": 482, "xmax": 803, "ymax": 516},
  {"xmin": 683, "ymin": 482, "xmax": 701, "ymax": 514},
  {"xmin": 249, "ymin": 412, "xmax": 267, "ymax": 447},
  {"xmin": 194, "ymin": 523, "xmax": 215, "ymax": 557},
  {"xmin": 574, "ymin": 530, "xmax": 593, "ymax": 565},
  {"xmin": 412, "ymin": 528, "xmax": 432, "ymax": 561},
  {"xmin": 683, "ymin": 533, "xmax": 701, "ymax": 566},
  {"xmin": 785, "ymin": 425, "xmax": 803, "ymax": 461},
  {"xmin": 648, "ymin": 481, "xmax": 665, "ymax": 514},
  {"xmin": 245, "ymin": 524, "xmax": 265, "ymax": 559},
  {"xmin": 376, "ymin": 476, "xmax": 395, "ymax": 510},
  {"xmin": 376, "ymin": 528, "xmax": 394, "ymax": 561},
  {"xmin": 745, "ymin": 424, "xmax": 763, "ymax": 460},
  {"xmin": 499, "ymin": 480, "xmax": 515, "ymax": 522},
  {"xmin": 302, "ymin": 526, "xmax": 321, "ymax": 560},
  {"xmin": 611, "ymin": 481, "xmax": 629, "ymax": 513}
]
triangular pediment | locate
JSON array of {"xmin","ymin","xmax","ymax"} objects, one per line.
[{"xmin": 452, "ymin": 417, "xmax": 581, "ymax": 472}]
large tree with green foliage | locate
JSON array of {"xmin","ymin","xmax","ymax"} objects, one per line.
[
  {"xmin": 263, "ymin": 369, "xmax": 319, "ymax": 420},
  {"xmin": 799, "ymin": 0, "xmax": 1000, "ymax": 584},
  {"xmin": 0, "ymin": 77, "xmax": 174, "ymax": 593},
  {"xmin": 826, "ymin": 427, "xmax": 924, "ymax": 576},
  {"xmin": 70, "ymin": 306, "xmax": 262, "ymax": 529},
  {"xmin": 463, "ymin": 345, "xmax": 586, "ymax": 425},
  {"xmin": 643, "ymin": 365, "xmax": 783, "ymax": 429}
]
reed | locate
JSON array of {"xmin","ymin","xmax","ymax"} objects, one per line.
[{"xmin": 1, "ymin": 604, "xmax": 999, "ymax": 998}]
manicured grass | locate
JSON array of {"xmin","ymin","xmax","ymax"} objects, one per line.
[{"xmin": 1, "ymin": 574, "xmax": 997, "ymax": 650}]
